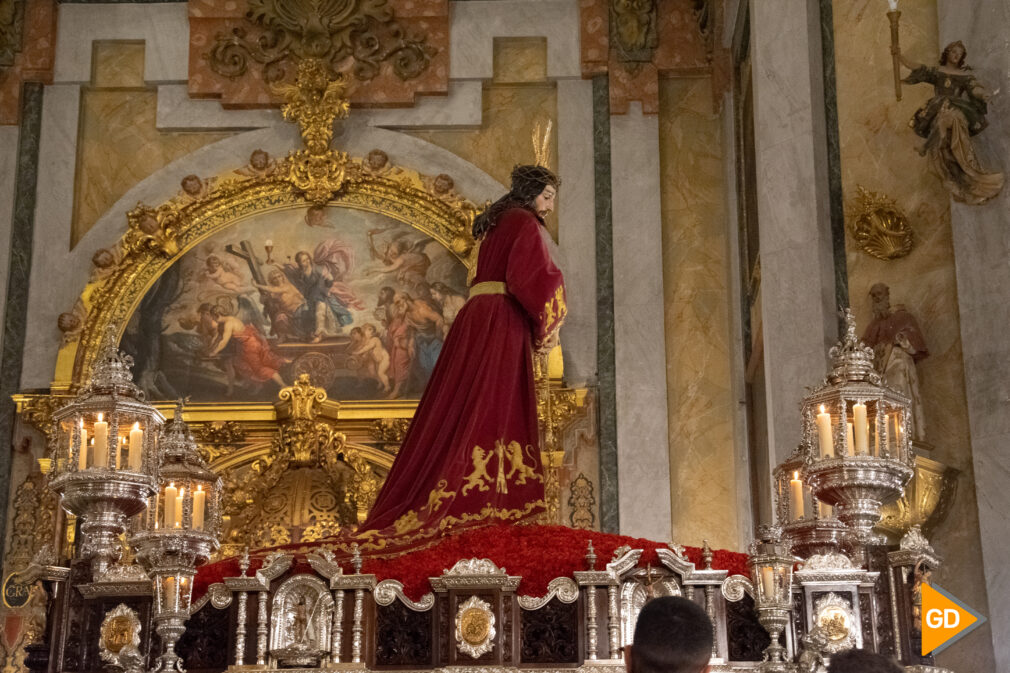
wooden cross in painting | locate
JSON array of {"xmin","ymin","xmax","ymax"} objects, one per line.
[{"xmin": 225, "ymin": 240, "xmax": 267, "ymax": 285}]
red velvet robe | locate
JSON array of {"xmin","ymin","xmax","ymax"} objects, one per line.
[{"xmin": 353, "ymin": 207, "xmax": 566, "ymax": 554}]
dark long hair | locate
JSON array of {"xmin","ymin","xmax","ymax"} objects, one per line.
[{"xmin": 472, "ymin": 164, "xmax": 560, "ymax": 239}]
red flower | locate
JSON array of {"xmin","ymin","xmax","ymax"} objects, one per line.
[{"xmin": 194, "ymin": 525, "xmax": 749, "ymax": 603}]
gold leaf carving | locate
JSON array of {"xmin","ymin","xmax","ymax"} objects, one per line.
[{"xmin": 847, "ymin": 185, "xmax": 914, "ymax": 261}]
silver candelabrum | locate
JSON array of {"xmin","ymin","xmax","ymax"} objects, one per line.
[
  {"xmin": 48, "ymin": 328, "xmax": 163, "ymax": 579},
  {"xmin": 722, "ymin": 526, "xmax": 797, "ymax": 672},
  {"xmin": 801, "ymin": 309, "xmax": 914, "ymax": 547},
  {"xmin": 132, "ymin": 530, "xmax": 217, "ymax": 673},
  {"xmin": 132, "ymin": 401, "xmax": 222, "ymax": 673}
]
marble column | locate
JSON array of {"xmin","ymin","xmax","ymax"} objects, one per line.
[
  {"xmin": 749, "ymin": 1, "xmax": 838, "ymax": 484},
  {"xmin": 611, "ymin": 103, "xmax": 672, "ymax": 541},
  {"xmin": 0, "ymin": 83, "xmax": 43, "ymax": 549},
  {"xmin": 0, "ymin": 125, "xmax": 19, "ymax": 351},
  {"xmin": 556, "ymin": 78, "xmax": 597, "ymax": 386},
  {"xmin": 938, "ymin": 2, "xmax": 1010, "ymax": 669}
]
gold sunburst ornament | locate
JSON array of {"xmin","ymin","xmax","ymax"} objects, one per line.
[{"xmin": 532, "ymin": 119, "xmax": 553, "ymax": 169}]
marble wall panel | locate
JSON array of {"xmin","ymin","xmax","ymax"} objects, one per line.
[
  {"xmin": 659, "ymin": 78, "xmax": 739, "ymax": 551},
  {"xmin": 936, "ymin": 2, "xmax": 1010, "ymax": 670},
  {"xmin": 54, "ymin": 3, "xmax": 188, "ymax": 83},
  {"xmin": 611, "ymin": 103, "xmax": 671, "ymax": 542},
  {"xmin": 831, "ymin": 2, "xmax": 993, "ymax": 670},
  {"xmin": 556, "ymin": 78, "xmax": 597, "ymax": 386},
  {"xmin": 749, "ymin": 0, "xmax": 837, "ymax": 476},
  {"xmin": 449, "ymin": 0, "xmax": 581, "ymax": 79},
  {"xmin": 72, "ymin": 42, "xmax": 232, "ymax": 247}
]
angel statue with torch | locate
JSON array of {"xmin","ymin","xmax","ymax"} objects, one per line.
[{"xmin": 887, "ymin": 3, "xmax": 1004, "ymax": 204}]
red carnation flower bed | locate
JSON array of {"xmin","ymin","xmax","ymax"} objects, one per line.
[{"xmin": 194, "ymin": 524, "xmax": 749, "ymax": 603}]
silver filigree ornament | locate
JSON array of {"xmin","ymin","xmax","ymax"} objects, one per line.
[
  {"xmin": 48, "ymin": 325, "xmax": 164, "ymax": 580},
  {"xmin": 802, "ymin": 309, "xmax": 915, "ymax": 548},
  {"xmin": 131, "ymin": 401, "xmax": 222, "ymax": 673}
]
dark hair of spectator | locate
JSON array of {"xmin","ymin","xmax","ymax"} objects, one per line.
[
  {"xmin": 828, "ymin": 648, "xmax": 903, "ymax": 673},
  {"xmin": 630, "ymin": 596, "xmax": 713, "ymax": 673}
]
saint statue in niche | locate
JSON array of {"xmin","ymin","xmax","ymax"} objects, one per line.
[
  {"xmin": 862, "ymin": 283, "xmax": 928, "ymax": 441},
  {"xmin": 894, "ymin": 40, "xmax": 1004, "ymax": 205}
]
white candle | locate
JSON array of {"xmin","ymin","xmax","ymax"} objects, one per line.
[
  {"xmin": 77, "ymin": 425, "xmax": 88, "ymax": 470},
  {"xmin": 846, "ymin": 422, "xmax": 855, "ymax": 456},
  {"xmin": 853, "ymin": 403, "xmax": 868, "ymax": 455},
  {"xmin": 164, "ymin": 577, "xmax": 176, "ymax": 612},
  {"xmin": 164, "ymin": 483, "xmax": 177, "ymax": 528},
  {"xmin": 93, "ymin": 414, "xmax": 108, "ymax": 467},
  {"xmin": 816, "ymin": 405, "xmax": 834, "ymax": 458},
  {"xmin": 175, "ymin": 488, "xmax": 185, "ymax": 528},
  {"xmin": 888, "ymin": 0, "xmax": 898, "ymax": 11},
  {"xmin": 129, "ymin": 423, "xmax": 143, "ymax": 470},
  {"xmin": 760, "ymin": 566, "xmax": 775, "ymax": 600},
  {"xmin": 818, "ymin": 500, "xmax": 833, "ymax": 519},
  {"xmin": 874, "ymin": 422, "xmax": 880, "ymax": 456},
  {"xmin": 192, "ymin": 486, "xmax": 206, "ymax": 530},
  {"xmin": 790, "ymin": 472, "xmax": 805, "ymax": 520}
]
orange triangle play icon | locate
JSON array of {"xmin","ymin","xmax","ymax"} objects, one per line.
[{"xmin": 921, "ymin": 584, "xmax": 986, "ymax": 656}]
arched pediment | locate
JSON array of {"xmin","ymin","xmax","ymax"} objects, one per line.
[{"xmin": 59, "ymin": 150, "xmax": 483, "ymax": 405}]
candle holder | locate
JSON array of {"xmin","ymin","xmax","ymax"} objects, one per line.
[
  {"xmin": 802, "ymin": 310, "xmax": 914, "ymax": 547},
  {"xmin": 723, "ymin": 526, "xmax": 797, "ymax": 672},
  {"xmin": 750, "ymin": 527, "xmax": 796, "ymax": 672},
  {"xmin": 48, "ymin": 327, "xmax": 163, "ymax": 579},
  {"xmin": 775, "ymin": 447, "xmax": 851, "ymax": 559},
  {"xmin": 132, "ymin": 401, "xmax": 221, "ymax": 673}
]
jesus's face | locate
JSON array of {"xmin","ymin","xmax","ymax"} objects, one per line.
[{"xmin": 533, "ymin": 185, "xmax": 557, "ymax": 218}]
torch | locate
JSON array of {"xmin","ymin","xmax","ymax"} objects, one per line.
[{"xmin": 887, "ymin": 0, "xmax": 902, "ymax": 101}]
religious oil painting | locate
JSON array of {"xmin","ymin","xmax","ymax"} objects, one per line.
[{"xmin": 122, "ymin": 205, "xmax": 469, "ymax": 402}]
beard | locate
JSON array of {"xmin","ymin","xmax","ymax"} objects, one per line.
[{"xmin": 872, "ymin": 299, "xmax": 890, "ymax": 319}]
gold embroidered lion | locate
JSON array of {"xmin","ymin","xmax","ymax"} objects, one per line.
[
  {"xmin": 462, "ymin": 445, "xmax": 493, "ymax": 495},
  {"xmin": 503, "ymin": 440, "xmax": 542, "ymax": 485}
]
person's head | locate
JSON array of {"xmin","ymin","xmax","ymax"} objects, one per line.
[
  {"xmin": 430, "ymin": 281, "xmax": 452, "ymax": 302},
  {"xmin": 268, "ymin": 269, "xmax": 284, "ymax": 286},
  {"xmin": 472, "ymin": 164, "xmax": 561, "ymax": 238},
  {"xmin": 625, "ymin": 596, "xmax": 713, "ymax": 673},
  {"xmin": 295, "ymin": 251, "xmax": 312, "ymax": 273},
  {"xmin": 433, "ymin": 173, "xmax": 454, "ymax": 195},
  {"xmin": 363, "ymin": 323, "xmax": 377, "ymax": 337},
  {"xmin": 509, "ymin": 164, "xmax": 560, "ymax": 217},
  {"xmin": 181, "ymin": 174, "xmax": 203, "ymax": 196},
  {"xmin": 206, "ymin": 255, "xmax": 222, "ymax": 271},
  {"xmin": 367, "ymin": 149, "xmax": 389, "ymax": 171},
  {"xmin": 940, "ymin": 41, "xmax": 967, "ymax": 68},
  {"xmin": 350, "ymin": 326, "xmax": 364, "ymax": 340},
  {"xmin": 305, "ymin": 205, "xmax": 326, "ymax": 227},
  {"xmin": 827, "ymin": 648, "xmax": 902, "ymax": 673},
  {"xmin": 250, "ymin": 149, "xmax": 269, "ymax": 170},
  {"xmin": 869, "ymin": 283, "xmax": 891, "ymax": 317},
  {"xmin": 377, "ymin": 286, "xmax": 396, "ymax": 306},
  {"xmin": 92, "ymin": 248, "xmax": 115, "ymax": 268},
  {"xmin": 139, "ymin": 213, "xmax": 160, "ymax": 235}
]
